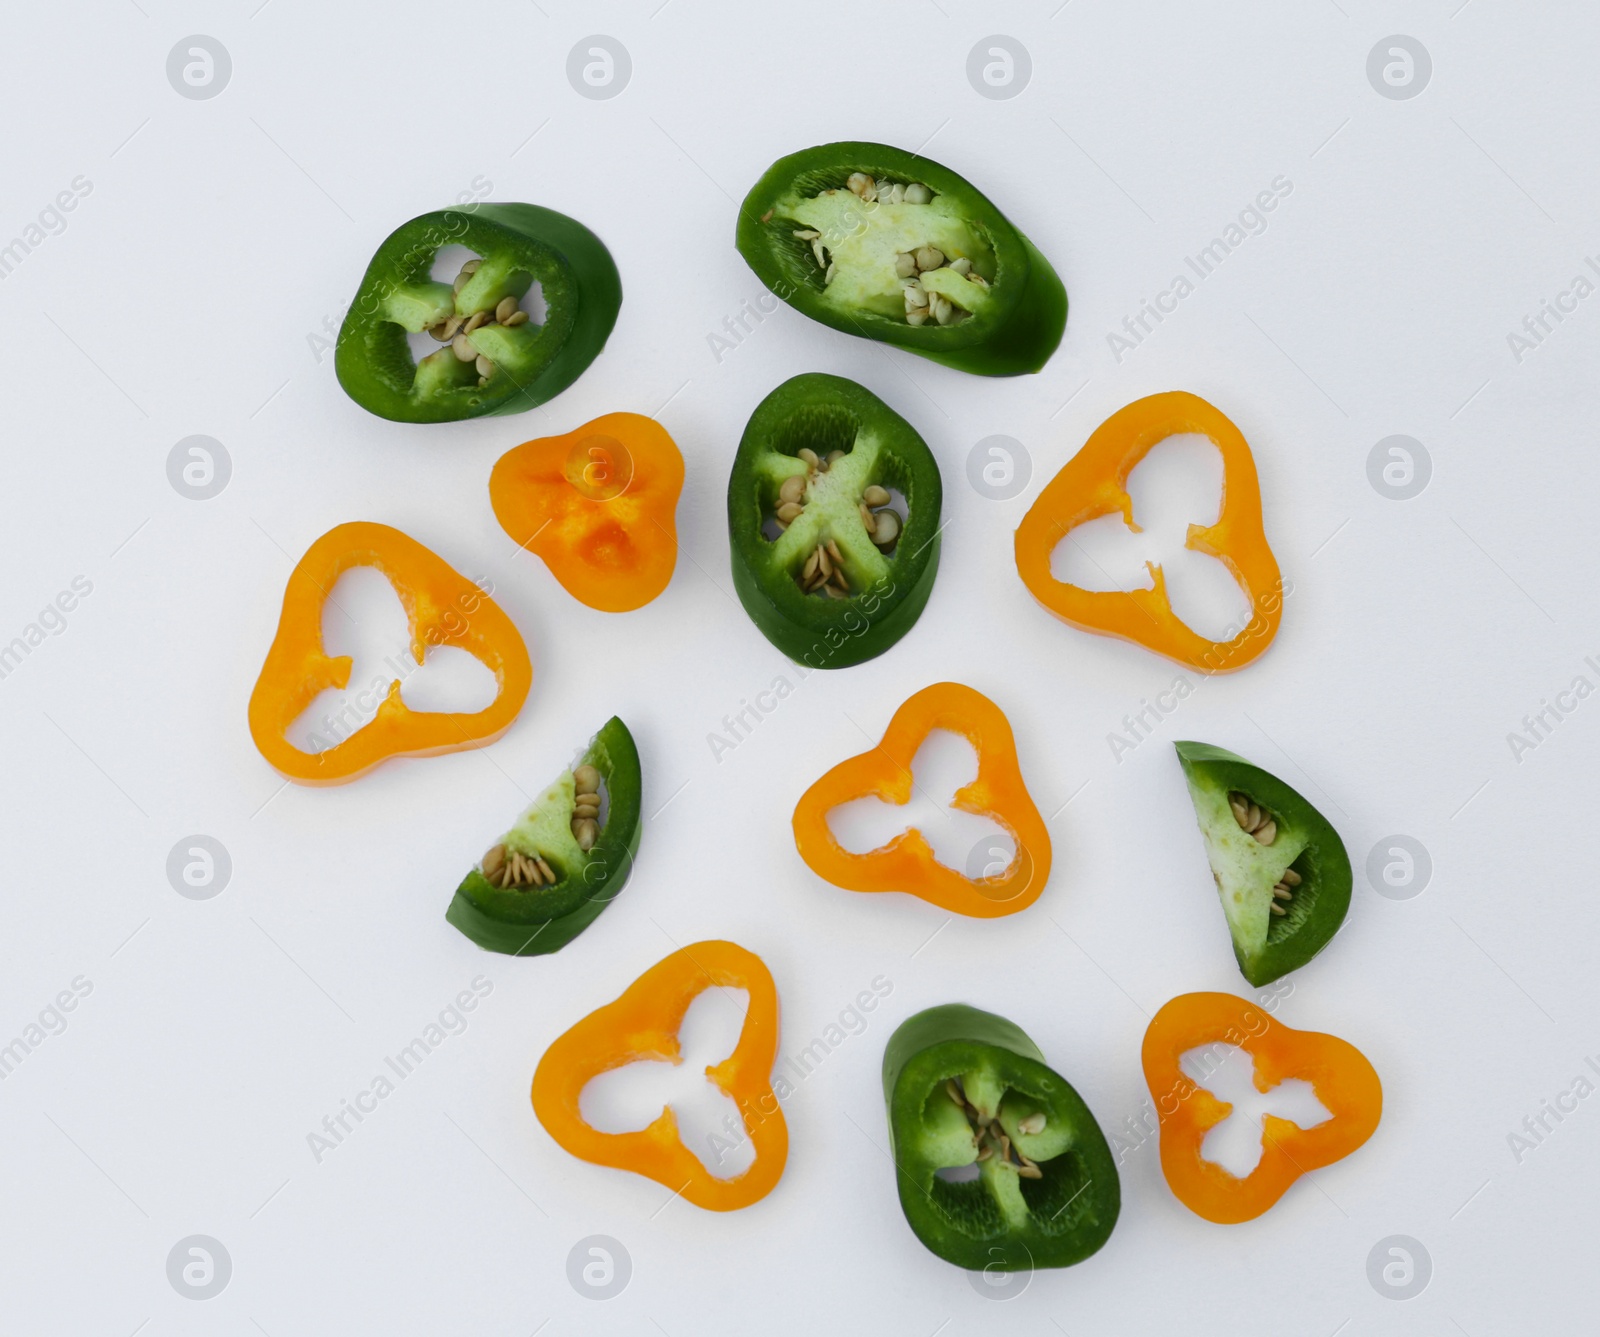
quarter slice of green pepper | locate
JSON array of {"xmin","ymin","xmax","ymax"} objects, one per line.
[
  {"xmin": 1174, "ymin": 741, "xmax": 1353, "ymax": 987},
  {"xmin": 445, "ymin": 717, "xmax": 641, "ymax": 955},
  {"xmin": 336, "ymin": 203, "xmax": 621, "ymax": 423},
  {"xmin": 727, "ymin": 372, "xmax": 942, "ymax": 669},
  {"xmin": 883, "ymin": 1004, "xmax": 1119, "ymax": 1273},
  {"xmin": 736, "ymin": 142, "xmax": 1066, "ymax": 376}
]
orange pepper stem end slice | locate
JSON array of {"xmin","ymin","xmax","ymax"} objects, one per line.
[{"xmin": 490, "ymin": 412, "xmax": 685, "ymax": 613}]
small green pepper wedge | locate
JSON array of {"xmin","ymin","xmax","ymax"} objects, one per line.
[
  {"xmin": 446, "ymin": 717, "xmax": 641, "ymax": 956},
  {"xmin": 736, "ymin": 142, "xmax": 1066, "ymax": 376},
  {"xmin": 727, "ymin": 373, "xmax": 942, "ymax": 669},
  {"xmin": 1175, "ymin": 741, "xmax": 1352, "ymax": 987},
  {"xmin": 336, "ymin": 203, "xmax": 621, "ymax": 423},
  {"xmin": 883, "ymin": 1005, "xmax": 1119, "ymax": 1273}
]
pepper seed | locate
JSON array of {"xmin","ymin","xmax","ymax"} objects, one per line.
[
  {"xmin": 894, "ymin": 253, "xmax": 917, "ymax": 279},
  {"xmin": 914, "ymin": 245, "xmax": 944, "ymax": 272},
  {"xmin": 870, "ymin": 510, "xmax": 901, "ymax": 548},
  {"xmin": 1016, "ymin": 1111, "xmax": 1046, "ymax": 1136},
  {"xmin": 475, "ymin": 355, "xmax": 494, "ymax": 380},
  {"xmin": 504, "ymin": 310, "xmax": 530, "ymax": 327},
  {"xmin": 1282, "ymin": 868, "xmax": 1302, "ymax": 886},
  {"xmin": 798, "ymin": 447, "xmax": 820, "ymax": 470},
  {"xmin": 574, "ymin": 764, "xmax": 601, "ymax": 791},
  {"xmin": 904, "ymin": 182, "xmax": 932, "ymax": 204},
  {"xmin": 495, "ymin": 296, "xmax": 519, "ymax": 324},
  {"xmin": 776, "ymin": 501, "xmax": 803, "ymax": 523},
  {"xmin": 863, "ymin": 484, "xmax": 891, "ymax": 507},
  {"xmin": 451, "ymin": 334, "xmax": 478, "ymax": 363}
]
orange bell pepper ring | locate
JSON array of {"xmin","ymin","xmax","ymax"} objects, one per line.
[
  {"xmin": 490, "ymin": 411, "xmax": 684, "ymax": 612},
  {"xmin": 532, "ymin": 940, "xmax": 788, "ymax": 1212},
  {"xmin": 247, "ymin": 521, "xmax": 532, "ymax": 786},
  {"xmin": 1014, "ymin": 391, "xmax": 1284, "ymax": 673},
  {"xmin": 1141, "ymin": 992, "xmax": 1382, "ymax": 1224},
  {"xmin": 791, "ymin": 682, "xmax": 1051, "ymax": 918}
]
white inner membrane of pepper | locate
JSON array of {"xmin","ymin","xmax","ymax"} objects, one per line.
[
  {"xmin": 1050, "ymin": 433, "xmax": 1253, "ymax": 642},
  {"xmin": 1179, "ymin": 1043, "xmax": 1331, "ymax": 1178}
]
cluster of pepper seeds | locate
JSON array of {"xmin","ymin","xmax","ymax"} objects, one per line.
[
  {"xmin": 1229, "ymin": 791, "xmax": 1302, "ymax": 916},
  {"xmin": 480, "ymin": 842, "xmax": 555, "ymax": 890},
  {"xmin": 791, "ymin": 173, "xmax": 981, "ymax": 327},
  {"xmin": 776, "ymin": 449, "xmax": 902, "ymax": 600},
  {"xmin": 571, "ymin": 764, "xmax": 602, "ymax": 852},
  {"xmin": 425, "ymin": 257, "xmax": 532, "ymax": 388},
  {"xmin": 479, "ymin": 764, "xmax": 604, "ymax": 891},
  {"xmin": 945, "ymin": 1079, "xmax": 1045, "ymax": 1179}
]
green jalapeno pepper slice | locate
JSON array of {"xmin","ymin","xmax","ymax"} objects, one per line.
[
  {"xmin": 883, "ymin": 1004, "xmax": 1119, "ymax": 1272},
  {"xmin": 1175, "ymin": 741, "xmax": 1353, "ymax": 987},
  {"xmin": 336, "ymin": 203, "xmax": 621, "ymax": 424},
  {"xmin": 727, "ymin": 372, "xmax": 942, "ymax": 669},
  {"xmin": 445, "ymin": 717, "xmax": 641, "ymax": 955},
  {"xmin": 736, "ymin": 142, "xmax": 1066, "ymax": 376}
]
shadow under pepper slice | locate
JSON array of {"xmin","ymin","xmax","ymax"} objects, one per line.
[
  {"xmin": 247, "ymin": 522, "xmax": 532, "ymax": 785},
  {"xmin": 1175, "ymin": 741, "xmax": 1352, "ymax": 987},
  {"xmin": 445, "ymin": 716, "xmax": 641, "ymax": 956},
  {"xmin": 737, "ymin": 142, "xmax": 1066, "ymax": 376},
  {"xmin": 1142, "ymin": 992, "xmax": 1381, "ymax": 1224},
  {"xmin": 883, "ymin": 1004, "xmax": 1119, "ymax": 1271},
  {"xmin": 532, "ymin": 940, "xmax": 788, "ymax": 1212},
  {"xmin": 792, "ymin": 683, "xmax": 1050, "ymax": 917},
  {"xmin": 1014, "ymin": 391, "xmax": 1284, "ymax": 672},
  {"xmin": 336, "ymin": 203, "xmax": 621, "ymax": 423},
  {"xmin": 490, "ymin": 413, "xmax": 683, "ymax": 612},
  {"xmin": 728, "ymin": 373, "xmax": 942, "ymax": 669}
]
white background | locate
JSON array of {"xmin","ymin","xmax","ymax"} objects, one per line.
[{"xmin": 2, "ymin": 1, "xmax": 1596, "ymax": 1333}]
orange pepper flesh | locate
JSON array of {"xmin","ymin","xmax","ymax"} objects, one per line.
[
  {"xmin": 531, "ymin": 940, "xmax": 788, "ymax": 1211},
  {"xmin": 1014, "ymin": 391, "xmax": 1284, "ymax": 673},
  {"xmin": 246, "ymin": 521, "xmax": 532, "ymax": 786},
  {"xmin": 1141, "ymin": 992, "xmax": 1381, "ymax": 1224},
  {"xmin": 489, "ymin": 412, "xmax": 684, "ymax": 613},
  {"xmin": 791, "ymin": 682, "xmax": 1052, "ymax": 918}
]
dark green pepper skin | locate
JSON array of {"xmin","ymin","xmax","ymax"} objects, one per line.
[
  {"xmin": 883, "ymin": 1004, "xmax": 1119, "ymax": 1273},
  {"xmin": 1175, "ymin": 741, "xmax": 1352, "ymax": 987},
  {"xmin": 336, "ymin": 203, "xmax": 621, "ymax": 423},
  {"xmin": 727, "ymin": 373, "xmax": 941, "ymax": 669},
  {"xmin": 445, "ymin": 717, "xmax": 641, "ymax": 956},
  {"xmin": 736, "ymin": 142, "xmax": 1066, "ymax": 376}
]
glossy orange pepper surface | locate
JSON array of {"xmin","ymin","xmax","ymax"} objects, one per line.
[
  {"xmin": 1014, "ymin": 391, "xmax": 1284, "ymax": 672},
  {"xmin": 490, "ymin": 412, "xmax": 684, "ymax": 612},
  {"xmin": 531, "ymin": 940, "xmax": 788, "ymax": 1212},
  {"xmin": 247, "ymin": 521, "xmax": 532, "ymax": 785},
  {"xmin": 1141, "ymin": 992, "xmax": 1382, "ymax": 1224},
  {"xmin": 791, "ymin": 682, "xmax": 1051, "ymax": 918}
]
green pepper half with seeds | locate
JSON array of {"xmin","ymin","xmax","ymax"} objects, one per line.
[
  {"xmin": 727, "ymin": 372, "xmax": 942, "ymax": 669},
  {"xmin": 1175, "ymin": 741, "xmax": 1352, "ymax": 987},
  {"xmin": 736, "ymin": 142, "xmax": 1066, "ymax": 376},
  {"xmin": 883, "ymin": 1004, "xmax": 1119, "ymax": 1272},
  {"xmin": 336, "ymin": 203, "xmax": 621, "ymax": 423},
  {"xmin": 446, "ymin": 717, "xmax": 641, "ymax": 956}
]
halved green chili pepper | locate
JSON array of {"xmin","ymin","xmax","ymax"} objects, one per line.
[
  {"xmin": 883, "ymin": 1004, "xmax": 1119, "ymax": 1273},
  {"xmin": 727, "ymin": 373, "xmax": 942, "ymax": 669},
  {"xmin": 736, "ymin": 142, "xmax": 1066, "ymax": 376},
  {"xmin": 446, "ymin": 717, "xmax": 641, "ymax": 955},
  {"xmin": 1175, "ymin": 741, "xmax": 1352, "ymax": 987},
  {"xmin": 336, "ymin": 203, "xmax": 621, "ymax": 423}
]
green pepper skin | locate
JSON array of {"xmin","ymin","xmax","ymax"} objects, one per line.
[
  {"xmin": 882, "ymin": 1004, "xmax": 1119, "ymax": 1273},
  {"xmin": 336, "ymin": 203, "xmax": 621, "ymax": 424},
  {"xmin": 728, "ymin": 373, "xmax": 942, "ymax": 669},
  {"xmin": 736, "ymin": 142, "xmax": 1066, "ymax": 376},
  {"xmin": 1175, "ymin": 741, "xmax": 1353, "ymax": 987},
  {"xmin": 445, "ymin": 717, "xmax": 641, "ymax": 956}
]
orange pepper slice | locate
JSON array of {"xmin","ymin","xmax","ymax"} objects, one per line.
[
  {"xmin": 490, "ymin": 411, "xmax": 684, "ymax": 612},
  {"xmin": 791, "ymin": 682, "xmax": 1051, "ymax": 918},
  {"xmin": 1141, "ymin": 992, "xmax": 1382, "ymax": 1224},
  {"xmin": 531, "ymin": 940, "xmax": 788, "ymax": 1212},
  {"xmin": 1014, "ymin": 391, "xmax": 1284, "ymax": 672},
  {"xmin": 247, "ymin": 521, "xmax": 532, "ymax": 786}
]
